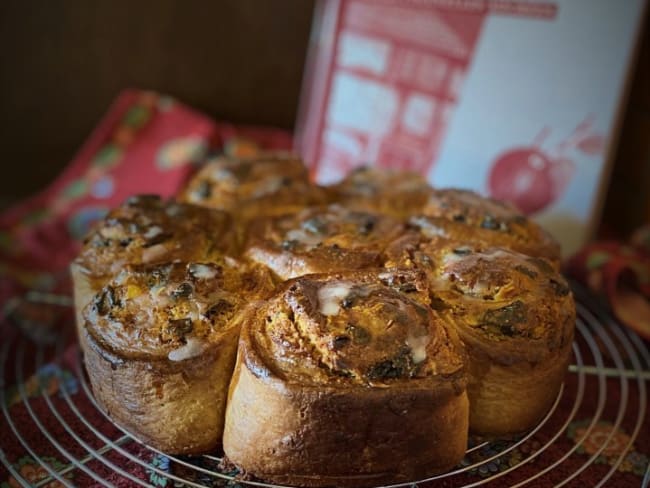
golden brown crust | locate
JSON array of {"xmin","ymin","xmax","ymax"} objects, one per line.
[
  {"xmin": 75, "ymin": 165, "xmax": 577, "ymax": 470},
  {"xmin": 84, "ymin": 325, "xmax": 238, "ymax": 454},
  {"xmin": 223, "ymin": 269, "xmax": 469, "ymax": 486},
  {"xmin": 415, "ymin": 189, "xmax": 560, "ymax": 264},
  {"xmin": 82, "ymin": 261, "xmax": 270, "ymax": 454},
  {"xmin": 85, "ymin": 262, "xmax": 245, "ymax": 359},
  {"xmin": 75, "ymin": 195, "xmax": 234, "ymax": 280},
  {"xmin": 71, "ymin": 195, "xmax": 235, "ymax": 341},
  {"xmin": 179, "ymin": 152, "xmax": 328, "ymax": 218},
  {"xmin": 328, "ymin": 166, "xmax": 434, "ymax": 218},
  {"xmin": 386, "ymin": 241, "xmax": 575, "ymax": 436},
  {"xmin": 244, "ymin": 204, "xmax": 405, "ymax": 280}
]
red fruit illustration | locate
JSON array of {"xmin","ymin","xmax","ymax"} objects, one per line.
[
  {"xmin": 488, "ymin": 116, "xmax": 603, "ymax": 215},
  {"xmin": 488, "ymin": 147, "xmax": 555, "ymax": 215}
]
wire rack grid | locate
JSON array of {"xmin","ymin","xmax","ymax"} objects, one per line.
[{"xmin": 0, "ymin": 285, "xmax": 648, "ymax": 488}]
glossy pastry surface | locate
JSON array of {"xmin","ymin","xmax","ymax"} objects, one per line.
[
  {"xmin": 71, "ymin": 194, "xmax": 233, "ymax": 338},
  {"xmin": 179, "ymin": 152, "xmax": 327, "ymax": 217},
  {"xmin": 329, "ymin": 166, "xmax": 434, "ymax": 218},
  {"xmin": 244, "ymin": 204, "xmax": 405, "ymax": 280},
  {"xmin": 223, "ymin": 269, "xmax": 469, "ymax": 487},
  {"xmin": 415, "ymin": 188, "xmax": 560, "ymax": 264},
  {"xmin": 388, "ymin": 241, "xmax": 575, "ymax": 436}
]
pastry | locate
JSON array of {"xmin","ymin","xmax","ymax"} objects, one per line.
[
  {"xmin": 72, "ymin": 162, "xmax": 577, "ymax": 479},
  {"xmin": 223, "ymin": 269, "xmax": 469, "ymax": 487},
  {"xmin": 328, "ymin": 166, "xmax": 434, "ymax": 218},
  {"xmin": 70, "ymin": 195, "xmax": 233, "ymax": 340},
  {"xmin": 413, "ymin": 188, "xmax": 560, "ymax": 265},
  {"xmin": 388, "ymin": 241, "xmax": 575, "ymax": 437},
  {"xmin": 179, "ymin": 152, "xmax": 328, "ymax": 219},
  {"xmin": 244, "ymin": 204, "xmax": 405, "ymax": 280},
  {"xmin": 82, "ymin": 261, "xmax": 264, "ymax": 454}
]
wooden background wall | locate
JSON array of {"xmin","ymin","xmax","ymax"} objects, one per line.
[
  {"xmin": 0, "ymin": 0, "xmax": 315, "ymax": 206},
  {"xmin": 0, "ymin": 0, "xmax": 647, "ymax": 236}
]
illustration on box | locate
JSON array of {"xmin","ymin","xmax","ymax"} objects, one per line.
[
  {"xmin": 304, "ymin": 0, "xmax": 558, "ymax": 184},
  {"xmin": 489, "ymin": 116, "xmax": 606, "ymax": 215},
  {"xmin": 298, "ymin": 0, "xmax": 643, "ymax": 255}
]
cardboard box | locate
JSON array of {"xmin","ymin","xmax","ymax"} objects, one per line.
[{"xmin": 297, "ymin": 0, "xmax": 647, "ymax": 255}]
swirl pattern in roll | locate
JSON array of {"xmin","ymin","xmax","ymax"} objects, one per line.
[
  {"xmin": 412, "ymin": 188, "xmax": 560, "ymax": 265},
  {"xmin": 179, "ymin": 152, "xmax": 327, "ymax": 218},
  {"xmin": 71, "ymin": 195, "xmax": 233, "ymax": 337},
  {"xmin": 244, "ymin": 204, "xmax": 405, "ymax": 280},
  {"xmin": 387, "ymin": 240, "xmax": 575, "ymax": 437},
  {"xmin": 223, "ymin": 268, "xmax": 469, "ymax": 487},
  {"xmin": 328, "ymin": 166, "xmax": 434, "ymax": 218}
]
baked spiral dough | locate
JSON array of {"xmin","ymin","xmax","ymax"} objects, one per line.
[
  {"xmin": 388, "ymin": 241, "xmax": 575, "ymax": 437},
  {"xmin": 329, "ymin": 166, "xmax": 434, "ymax": 218},
  {"xmin": 179, "ymin": 152, "xmax": 327, "ymax": 219},
  {"xmin": 223, "ymin": 269, "xmax": 469, "ymax": 487},
  {"xmin": 72, "ymin": 154, "xmax": 577, "ymax": 476},
  {"xmin": 70, "ymin": 195, "xmax": 233, "ymax": 339},
  {"xmin": 82, "ymin": 260, "xmax": 271, "ymax": 454},
  {"xmin": 412, "ymin": 189, "xmax": 561, "ymax": 265},
  {"xmin": 244, "ymin": 204, "xmax": 405, "ymax": 280}
]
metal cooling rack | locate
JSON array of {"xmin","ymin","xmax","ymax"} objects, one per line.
[{"xmin": 1, "ymin": 285, "xmax": 649, "ymax": 488}]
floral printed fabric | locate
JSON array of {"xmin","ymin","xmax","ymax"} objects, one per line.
[
  {"xmin": 565, "ymin": 229, "xmax": 650, "ymax": 340},
  {"xmin": 0, "ymin": 89, "xmax": 291, "ymax": 305}
]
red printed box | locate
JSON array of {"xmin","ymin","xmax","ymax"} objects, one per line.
[{"xmin": 296, "ymin": 0, "xmax": 646, "ymax": 255}]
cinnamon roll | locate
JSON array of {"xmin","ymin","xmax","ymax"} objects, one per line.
[
  {"xmin": 328, "ymin": 166, "xmax": 434, "ymax": 218},
  {"xmin": 82, "ymin": 260, "xmax": 270, "ymax": 454},
  {"xmin": 70, "ymin": 195, "xmax": 233, "ymax": 340},
  {"xmin": 414, "ymin": 188, "xmax": 560, "ymax": 265},
  {"xmin": 389, "ymin": 241, "xmax": 575, "ymax": 437},
  {"xmin": 244, "ymin": 204, "xmax": 405, "ymax": 280},
  {"xmin": 223, "ymin": 269, "xmax": 468, "ymax": 487},
  {"xmin": 179, "ymin": 152, "xmax": 327, "ymax": 219}
]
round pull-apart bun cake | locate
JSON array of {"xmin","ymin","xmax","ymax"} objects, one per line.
[
  {"xmin": 223, "ymin": 269, "xmax": 468, "ymax": 487},
  {"xmin": 70, "ymin": 195, "xmax": 234, "ymax": 339},
  {"xmin": 72, "ymin": 152, "xmax": 576, "ymax": 486}
]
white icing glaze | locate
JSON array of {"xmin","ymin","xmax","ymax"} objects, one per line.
[
  {"xmin": 476, "ymin": 248, "xmax": 515, "ymax": 261},
  {"xmin": 189, "ymin": 263, "xmax": 219, "ymax": 280},
  {"xmin": 165, "ymin": 204, "xmax": 182, "ymax": 217},
  {"xmin": 285, "ymin": 228, "xmax": 322, "ymax": 249},
  {"xmin": 406, "ymin": 333, "xmax": 430, "ymax": 364},
  {"xmin": 99, "ymin": 226, "xmax": 127, "ymax": 239},
  {"xmin": 409, "ymin": 216, "xmax": 447, "ymax": 238},
  {"xmin": 251, "ymin": 176, "xmax": 286, "ymax": 198},
  {"xmin": 317, "ymin": 281, "xmax": 354, "ymax": 316},
  {"xmin": 168, "ymin": 337, "xmax": 205, "ymax": 361},
  {"xmin": 141, "ymin": 243, "xmax": 169, "ymax": 263},
  {"xmin": 144, "ymin": 226, "xmax": 163, "ymax": 239},
  {"xmin": 442, "ymin": 251, "xmax": 467, "ymax": 266}
]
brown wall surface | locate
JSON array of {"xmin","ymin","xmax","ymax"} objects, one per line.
[
  {"xmin": 0, "ymin": 0, "xmax": 648, "ymax": 236},
  {"xmin": 601, "ymin": 16, "xmax": 650, "ymax": 235},
  {"xmin": 0, "ymin": 0, "xmax": 315, "ymax": 207}
]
